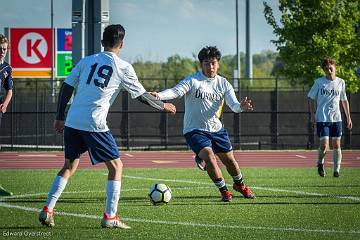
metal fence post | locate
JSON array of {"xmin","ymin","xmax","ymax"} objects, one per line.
[{"xmin": 233, "ymin": 77, "xmax": 240, "ymax": 149}]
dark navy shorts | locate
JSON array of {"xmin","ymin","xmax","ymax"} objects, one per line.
[
  {"xmin": 184, "ymin": 128, "xmax": 233, "ymax": 155},
  {"xmin": 316, "ymin": 122, "xmax": 342, "ymax": 139},
  {"xmin": 64, "ymin": 126, "xmax": 120, "ymax": 165}
]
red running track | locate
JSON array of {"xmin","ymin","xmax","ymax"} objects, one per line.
[{"xmin": 0, "ymin": 151, "xmax": 360, "ymax": 169}]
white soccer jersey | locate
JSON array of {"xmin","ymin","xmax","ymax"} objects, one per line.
[
  {"xmin": 307, "ymin": 76, "xmax": 347, "ymax": 122},
  {"xmin": 158, "ymin": 71, "xmax": 242, "ymax": 134},
  {"xmin": 64, "ymin": 51, "xmax": 146, "ymax": 132}
]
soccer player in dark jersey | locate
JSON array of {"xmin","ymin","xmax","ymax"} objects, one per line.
[{"xmin": 0, "ymin": 34, "xmax": 13, "ymax": 197}]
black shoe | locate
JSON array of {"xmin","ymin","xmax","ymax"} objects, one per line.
[
  {"xmin": 194, "ymin": 155, "xmax": 206, "ymax": 171},
  {"xmin": 333, "ymin": 172, "xmax": 340, "ymax": 177},
  {"xmin": 317, "ymin": 163, "xmax": 325, "ymax": 177}
]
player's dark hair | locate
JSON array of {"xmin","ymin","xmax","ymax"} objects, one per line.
[
  {"xmin": 321, "ymin": 57, "xmax": 336, "ymax": 69},
  {"xmin": 102, "ymin": 24, "xmax": 125, "ymax": 48},
  {"xmin": 198, "ymin": 46, "xmax": 221, "ymax": 62}
]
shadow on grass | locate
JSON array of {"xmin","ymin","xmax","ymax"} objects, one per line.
[{"xmin": 255, "ymin": 184, "xmax": 360, "ymax": 188}]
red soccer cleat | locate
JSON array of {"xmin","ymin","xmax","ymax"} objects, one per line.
[
  {"xmin": 233, "ymin": 183, "xmax": 255, "ymax": 199},
  {"xmin": 221, "ymin": 190, "xmax": 233, "ymax": 202}
]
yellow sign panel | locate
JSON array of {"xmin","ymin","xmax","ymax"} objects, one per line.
[{"xmin": 12, "ymin": 70, "xmax": 53, "ymax": 78}]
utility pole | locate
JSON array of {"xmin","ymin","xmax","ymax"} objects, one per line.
[{"xmin": 245, "ymin": 0, "xmax": 252, "ymax": 83}]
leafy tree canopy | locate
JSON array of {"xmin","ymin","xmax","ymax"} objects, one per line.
[{"xmin": 264, "ymin": 0, "xmax": 360, "ymax": 93}]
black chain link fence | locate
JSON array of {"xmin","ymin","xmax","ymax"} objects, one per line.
[{"xmin": 0, "ymin": 78, "xmax": 359, "ymax": 150}]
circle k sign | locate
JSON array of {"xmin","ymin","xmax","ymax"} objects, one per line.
[{"xmin": 10, "ymin": 28, "xmax": 53, "ymax": 69}]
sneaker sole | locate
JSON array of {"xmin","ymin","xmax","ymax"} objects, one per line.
[
  {"xmin": 39, "ymin": 218, "xmax": 54, "ymax": 227},
  {"xmin": 101, "ymin": 224, "xmax": 131, "ymax": 229}
]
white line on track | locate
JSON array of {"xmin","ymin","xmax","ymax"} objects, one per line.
[
  {"xmin": 1, "ymin": 176, "xmax": 360, "ymax": 235},
  {"xmin": 124, "ymin": 153, "xmax": 134, "ymax": 157},
  {"xmin": 295, "ymin": 155, "xmax": 306, "ymax": 159},
  {"xmin": 17, "ymin": 154, "xmax": 58, "ymax": 157}
]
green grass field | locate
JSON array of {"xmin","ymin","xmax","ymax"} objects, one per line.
[{"xmin": 1, "ymin": 167, "xmax": 360, "ymax": 240}]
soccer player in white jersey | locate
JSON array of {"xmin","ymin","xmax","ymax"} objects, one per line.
[
  {"xmin": 308, "ymin": 57, "xmax": 352, "ymax": 178},
  {"xmin": 39, "ymin": 24, "xmax": 176, "ymax": 229},
  {"xmin": 151, "ymin": 46, "xmax": 255, "ymax": 202}
]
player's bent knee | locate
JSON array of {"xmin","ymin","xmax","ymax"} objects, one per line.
[{"xmin": 105, "ymin": 158, "xmax": 123, "ymax": 171}]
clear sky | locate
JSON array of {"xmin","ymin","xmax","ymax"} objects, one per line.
[{"xmin": 0, "ymin": 0, "xmax": 279, "ymax": 62}]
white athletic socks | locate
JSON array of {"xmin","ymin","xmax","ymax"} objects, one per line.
[
  {"xmin": 105, "ymin": 180, "xmax": 121, "ymax": 218},
  {"xmin": 317, "ymin": 148, "xmax": 326, "ymax": 165},
  {"xmin": 45, "ymin": 175, "xmax": 68, "ymax": 211},
  {"xmin": 333, "ymin": 148, "xmax": 342, "ymax": 173}
]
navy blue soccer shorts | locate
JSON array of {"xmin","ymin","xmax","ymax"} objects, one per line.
[
  {"xmin": 64, "ymin": 126, "xmax": 120, "ymax": 165},
  {"xmin": 184, "ymin": 128, "xmax": 233, "ymax": 155},
  {"xmin": 316, "ymin": 122, "xmax": 342, "ymax": 139}
]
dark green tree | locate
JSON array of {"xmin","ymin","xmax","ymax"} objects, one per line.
[
  {"xmin": 160, "ymin": 54, "xmax": 196, "ymax": 88},
  {"xmin": 264, "ymin": 0, "xmax": 360, "ymax": 92}
]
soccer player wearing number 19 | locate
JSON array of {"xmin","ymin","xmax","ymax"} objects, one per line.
[{"xmin": 39, "ymin": 24, "xmax": 176, "ymax": 229}]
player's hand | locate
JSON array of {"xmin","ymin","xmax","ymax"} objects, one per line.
[
  {"xmin": 240, "ymin": 97, "xmax": 253, "ymax": 111},
  {"xmin": 347, "ymin": 118, "xmax": 353, "ymax": 130},
  {"xmin": 54, "ymin": 120, "xmax": 65, "ymax": 133},
  {"xmin": 310, "ymin": 115, "xmax": 316, "ymax": 128},
  {"xmin": 164, "ymin": 103, "xmax": 176, "ymax": 114},
  {"xmin": 150, "ymin": 92, "xmax": 160, "ymax": 100},
  {"xmin": 0, "ymin": 103, "xmax": 8, "ymax": 113}
]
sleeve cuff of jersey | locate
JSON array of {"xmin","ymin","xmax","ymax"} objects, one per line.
[
  {"xmin": 131, "ymin": 89, "xmax": 147, "ymax": 99},
  {"xmin": 237, "ymin": 105, "xmax": 243, "ymax": 113},
  {"xmin": 157, "ymin": 92, "xmax": 164, "ymax": 100}
]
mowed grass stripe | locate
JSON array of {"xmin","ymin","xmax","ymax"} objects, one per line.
[
  {"xmin": 1, "ymin": 168, "xmax": 359, "ymax": 240},
  {"xmin": 1, "ymin": 197, "xmax": 360, "ymax": 235}
]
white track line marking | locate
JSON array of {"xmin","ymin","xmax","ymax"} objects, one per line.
[
  {"xmin": 124, "ymin": 153, "xmax": 134, "ymax": 157},
  {"xmin": 152, "ymin": 160, "xmax": 177, "ymax": 164},
  {"xmin": 17, "ymin": 154, "xmax": 58, "ymax": 157},
  {"xmin": 295, "ymin": 155, "xmax": 306, "ymax": 159}
]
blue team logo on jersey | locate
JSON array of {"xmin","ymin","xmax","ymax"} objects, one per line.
[
  {"xmin": 320, "ymin": 88, "xmax": 339, "ymax": 97},
  {"xmin": 195, "ymin": 88, "xmax": 222, "ymax": 101}
]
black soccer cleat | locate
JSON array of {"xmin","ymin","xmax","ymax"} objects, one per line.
[
  {"xmin": 333, "ymin": 172, "xmax": 340, "ymax": 178},
  {"xmin": 194, "ymin": 155, "xmax": 206, "ymax": 171},
  {"xmin": 317, "ymin": 163, "xmax": 325, "ymax": 177}
]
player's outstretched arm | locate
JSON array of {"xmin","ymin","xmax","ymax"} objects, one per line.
[
  {"xmin": 54, "ymin": 82, "xmax": 74, "ymax": 133},
  {"xmin": 137, "ymin": 92, "xmax": 176, "ymax": 114}
]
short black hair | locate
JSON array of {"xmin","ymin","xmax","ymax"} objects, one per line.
[
  {"xmin": 198, "ymin": 46, "xmax": 221, "ymax": 62},
  {"xmin": 321, "ymin": 57, "xmax": 336, "ymax": 69},
  {"xmin": 102, "ymin": 24, "xmax": 125, "ymax": 48}
]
